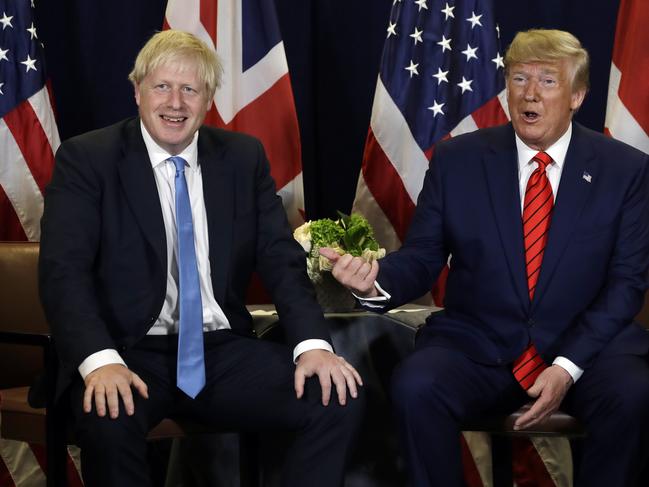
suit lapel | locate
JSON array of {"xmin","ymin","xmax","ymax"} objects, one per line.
[
  {"xmin": 117, "ymin": 119, "xmax": 166, "ymax": 269},
  {"xmin": 532, "ymin": 123, "xmax": 597, "ymax": 309},
  {"xmin": 483, "ymin": 125, "xmax": 530, "ymax": 309},
  {"xmin": 198, "ymin": 128, "xmax": 233, "ymax": 304}
]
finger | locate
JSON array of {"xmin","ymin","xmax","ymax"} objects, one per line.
[
  {"xmin": 93, "ymin": 385, "xmax": 107, "ymax": 417},
  {"xmin": 526, "ymin": 380, "xmax": 543, "ymax": 399},
  {"xmin": 366, "ymin": 259, "xmax": 380, "ymax": 283},
  {"xmin": 340, "ymin": 366, "xmax": 358, "ymax": 400},
  {"xmin": 332, "ymin": 254, "xmax": 354, "ymax": 277},
  {"xmin": 318, "ymin": 371, "xmax": 332, "ymax": 406},
  {"xmin": 354, "ymin": 261, "xmax": 373, "ymax": 282},
  {"xmin": 83, "ymin": 384, "xmax": 95, "ymax": 414},
  {"xmin": 343, "ymin": 361, "xmax": 364, "ymax": 387},
  {"xmin": 331, "ymin": 369, "xmax": 349, "ymax": 405},
  {"xmin": 319, "ymin": 247, "xmax": 341, "ymax": 263},
  {"xmin": 117, "ymin": 381, "xmax": 135, "ymax": 416},
  {"xmin": 131, "ymin": 373, "xmax": 149, "ymax": 399},
  {"xmin": 514, "ymin": 399, "xmax": 546, "ymax": 429},
  {"xmin": 105, "ymin": 384, "xmax": 121, "ymax": 419},
  {"xmin": 294, "ymin": 369, "xmax": 306, "ymax": 399}
]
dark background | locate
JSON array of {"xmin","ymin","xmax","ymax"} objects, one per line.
[{"xmin": 35, "ymin": 0, "xmax": 621, "ymax": 220}]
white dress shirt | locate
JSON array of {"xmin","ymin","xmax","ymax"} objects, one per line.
[
  {"xmin": 79, "ymin": 123, "xmax": 331, "ymax": 378},
  {"xmin": 360, "ymin": 123, "xmax": 583, "ymax": 383}
]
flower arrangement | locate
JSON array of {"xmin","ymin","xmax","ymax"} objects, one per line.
[{"xmin": 293, "ymin": 212, "xmax": 386, "ymax": 283}]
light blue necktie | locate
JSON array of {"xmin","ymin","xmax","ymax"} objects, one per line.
[{"xmin": 170, "ymin": 156, "xmax": 206, "ymax": 398}]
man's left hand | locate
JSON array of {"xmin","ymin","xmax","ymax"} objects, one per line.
[
  {"xmin": 294, "ymin": 349, "xmax": 363, "ymax": 406},
  {"xmin": 514, "ymin": 365, "xmax": 573, "ymax": 430}
]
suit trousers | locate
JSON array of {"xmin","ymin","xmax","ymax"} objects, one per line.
[
  {"xmin": 390, "ymin": 344, "xmax": 649, "ymax": 487},
  {"xmin": 68, "ymin": 330, "xmax": 364, "ymax": 487}
]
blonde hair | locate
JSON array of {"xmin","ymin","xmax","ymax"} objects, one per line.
[
  {"xmin": 128, "ymin": 30, "xmax": 223, "ymax": 99},
  {"xmin": 504, "ymin": 29, "xmax": 589, "ymax": 92}
]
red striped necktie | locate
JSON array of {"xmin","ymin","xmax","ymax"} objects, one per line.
[{"xmin": 513, "ymin": 151, "xmax": 553, "ymax": 390}]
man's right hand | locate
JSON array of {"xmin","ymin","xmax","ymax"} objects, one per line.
[
  {"xmin": 83, "ymin": 364, "xmax": 148, "ymax": 418},
  {"xmin": 319, "ymin": 247, "xmax": 380, "ymax": 298}
]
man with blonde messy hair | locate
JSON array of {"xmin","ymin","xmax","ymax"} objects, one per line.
[
  {"xmin": 40, "ymin": 30, "xmax": 364, "ymax": 487},
  {"xmin": 324, "ymin": 28, "xmax": 649, "ymax": 486}
]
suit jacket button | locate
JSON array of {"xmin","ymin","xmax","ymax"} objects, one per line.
[{"xmin": 527, "ymin": 318, "xmax": 535, "ymax": 327}]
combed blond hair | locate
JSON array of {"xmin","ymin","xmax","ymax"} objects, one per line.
[
  {"xmin": 504, "ymin": 29, "xmax": 589, "ymax": 92},
  {"xmin": 128, "ymin": 30, "xmax": 223, "ymax": 99}
]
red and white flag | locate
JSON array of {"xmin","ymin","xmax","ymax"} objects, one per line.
[
  {"xmin": 604, "ymin": 0, "xmax": 649, "ymax": 154},
  {"xmin": 0, "ymin": 0, "xmax": 59, "ymax": 241},
  {"xmin": 164, "ymin": 0, "xmax": 304, "ymax": 228},
  {"xmin": 352, "ymin": 0, "xmax": 509, "ymax": 260}
]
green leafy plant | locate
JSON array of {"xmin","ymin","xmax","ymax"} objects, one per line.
[{"xmin": 293, "ymin": 212, "xmax": 385, "ymax": 283}]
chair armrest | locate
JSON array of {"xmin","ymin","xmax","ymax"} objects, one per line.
[{"xmin": 0, "ymin": 330, "xmax": 52, "ymax": 348}]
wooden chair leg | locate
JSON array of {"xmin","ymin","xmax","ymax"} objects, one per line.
[{"xmin": 491, "ymin": 434, "xmax": 513, "ymax": 487}]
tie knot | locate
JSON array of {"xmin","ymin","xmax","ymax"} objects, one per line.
[
  {"xmin": 532, "ymin": 151, "xmax": 552, "ymax": 170},
  {"xmin": 169, "ymin": 156, "xmax": 187, "ymax": 175}
]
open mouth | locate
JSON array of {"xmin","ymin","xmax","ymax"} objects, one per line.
[
  {"xmin": 523, "ymin": 111, "xmax": 539, "ymax": 121},
  {"xmin": 161, "ymin": 115, "xmax": 187, "ymax": 123}
]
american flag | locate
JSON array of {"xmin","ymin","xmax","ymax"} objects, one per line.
[
  {"xmin": 352, "ymin": 1, "xmax": 571, "ymax": 485},
  {"xmin": 0, "ymin": 0, "xmax": 59, "ymax": 241},
  {"xmin": 605, "ymin": 0, "xmax": 649, "ymax": 155},
  {"xmin": 353, "ymin": 0, "xmax": 508, "ymax": 256},
  {"xmin": 164, "ymin": 0, "xmax": 304, "ymax": 229}
]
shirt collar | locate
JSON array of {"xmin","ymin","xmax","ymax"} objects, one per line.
[
  {"xmin": 139, "ymin": 120, "xmax": 199, "ymax": 170},
  {"xmin": 515, "ymin": 122, "xmax": 572, "ymax": 172}
]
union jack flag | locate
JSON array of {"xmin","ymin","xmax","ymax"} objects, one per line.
[
  {"xmin": 0, "ymin": 0, "xmax": 59, "ymax": 241},
  {"xmin": 605, "ymin": 0, "xmax": 649, "ymax": 155},
  {"xmin": 164, "ymin": 0, "xmax": 304, "ymax": 228}
]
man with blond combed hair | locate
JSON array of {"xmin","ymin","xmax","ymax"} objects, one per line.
[
  {"xmin": 324, "ymin": 29, "xmax": 649, "ymax": 486},
  {"xmin": 39, "ymin": 30, "xmax": 364, "ymax": 487}
]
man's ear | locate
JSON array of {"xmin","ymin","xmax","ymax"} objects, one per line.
[
  {"xmin": 134, "ymin": 83, "xmax": 141, "ymax": 107},
  {"xmin": 570, "ymin": 88, "xmax": 586, "ymax": 112}
]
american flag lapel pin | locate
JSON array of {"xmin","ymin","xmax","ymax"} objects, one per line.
[{"xmin": 582, "ymin": 171, "xmax": 592, "ymax": 183}]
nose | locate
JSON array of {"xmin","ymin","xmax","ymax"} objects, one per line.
[
  {"xmin": 167, "ymin": 88, "xmax": 183, "ymax": 109},
  {"xmin": 524, "ymin": 80, "xmax": 539, "ymax": 102}
]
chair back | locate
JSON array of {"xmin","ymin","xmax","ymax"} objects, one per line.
[{"xmin": 0, "ymin": 241, "xmax": 48, "ymax": 388}]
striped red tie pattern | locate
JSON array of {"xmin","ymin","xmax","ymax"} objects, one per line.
[{"xmin": 513, "ymin": 151, "xmax": 553, "ymax": 390}]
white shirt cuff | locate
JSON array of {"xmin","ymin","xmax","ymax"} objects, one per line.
[
  {"xmin": 78, "ymin": 349, "xmax": 127, "ymax": 379},
  {"xmin": 552, "ymin": 356, "xmax": 584, "ymax": 383},
  {"xmin": 355, "ymin": 281, "xmax": 391, "ymax": 308},
  {"xmin": 293, "ymin": 339, "xmax": 334, "ymax": 363}
]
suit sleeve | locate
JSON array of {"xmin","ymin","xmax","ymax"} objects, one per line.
[
  {"xmin": 375, "ymin": 147, "xmax": 450, "ymax": 308},
  {"xmin": 557, "ymin": 152, "xmax": 649, "ymax": 368},
  {"xmin": 39, "ymin": 140, "xmax": 117, "ymax": 371},
  {"xmin": 249, "ymin": 141, "xmax": 332, "ymax": 349}
]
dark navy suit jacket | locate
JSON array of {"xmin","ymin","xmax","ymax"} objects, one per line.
[
  {"xmin": 377, "ymin": 122, "xmax": 649, "ymax": 369},
  {"xmin": 39, "ymin": 117, "xmax": 330, "ymax": 395}
]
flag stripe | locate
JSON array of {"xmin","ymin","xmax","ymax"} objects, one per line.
[
  {"xmin": 0, "ymin": 183, "xmax": 28, "ymax": 240},
  {"xmin": 605, "ymin": 64, "xmax": 649, "ymax": 154},
  {"xmin": 3, "ymin": 97, "xmax": 55, "ymax": 193},
  {"xmin": 471, "ymin": 92, "xmax": 509, "ymax": 129},
  {"xmin": 0, "ymin": 118, "xmax": 45, "ymax": 241},
  {"xmin": 362, "ymin": 128, "xmax": 416, "ymax": 242},
  {"xmin": 610, "ymin": 0, "xmax": 649, "ymax": 136},
  {"xmin": 370, "ymin": 77, "xmax": 429, "ymax": 204}
]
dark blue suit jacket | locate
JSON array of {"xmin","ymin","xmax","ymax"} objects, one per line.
[
  {"xmin": 377, "ymin": 122, "xmax": 649, "ymax": 369},
  {"xmin": 39, "ymin": 117, "xmax": 330, "ymax": 393}
]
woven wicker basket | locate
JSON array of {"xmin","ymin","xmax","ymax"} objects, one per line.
[{"xmin": 313, "ymin": 272, "xmax": 358, "ymax": 313}]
